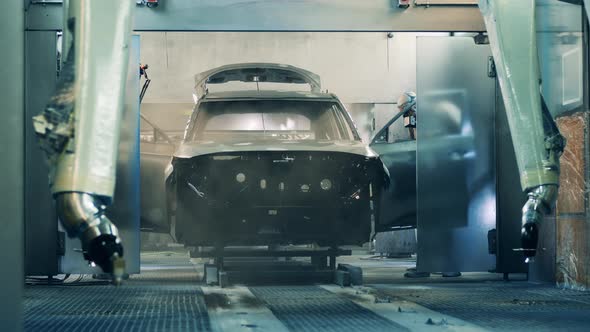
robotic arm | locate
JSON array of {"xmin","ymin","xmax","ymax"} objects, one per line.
[
  {"xmin": 30, "ymin": 0, "xmax": 568, "ymax": 280},
  {"xmin": 32, "ymin": 0, "xmax": 135, "ymax": 283},
  {"xmin": 479, "ymin": 0, "xmax": 566, "ymax": 261}
]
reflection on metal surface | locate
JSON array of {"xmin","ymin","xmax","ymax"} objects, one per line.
[{"xmin": 416, "ymin": 37, "xmax": 496, "ymax": 272}]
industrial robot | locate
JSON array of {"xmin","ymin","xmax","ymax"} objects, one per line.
[{"xmin": 32, "ymin": 0, "xmax": 578, "ymax": 283}]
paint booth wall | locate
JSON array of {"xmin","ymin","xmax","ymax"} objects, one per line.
[
  {"xmin": 139, "ymin": 102, "xmax": 412, "ymax": 145},
  {"xmin": 139, "ymin": 32, "xmax": 418, "ymax": 104},
  {"xmin": 138, "ymin": 32, "xmax": 423, "ymax": 142}
]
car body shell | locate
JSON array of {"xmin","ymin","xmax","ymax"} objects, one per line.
[
  {"xmin": 139, "ymin": 63, "xmax": 418, "ymax": 246},
  {"xmin": 167, "ymin": 90, "xmax": 389, "ymax": 246}
]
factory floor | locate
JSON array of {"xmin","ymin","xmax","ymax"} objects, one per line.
[{"xmin": 24, "ymin": 249, "xmax": 590, "ymax": 332}]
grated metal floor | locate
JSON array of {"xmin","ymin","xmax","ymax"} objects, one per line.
[
  {"xmin": 23, "ymin": 251, "xmax": 590, "ymax": 331},
  {"xmin": 250, "ymin": 286, "xmax": 409, "ymax": 332},
  {"xmin": 24, "ymin": 285, "xmax": 211, "ymax": 332},
  {"xmin": 377, "ymin": 283, "xmax": 590, "ymax": 331},
  {"xmin": 24, "ymin": 252, "xmax": 211, "ymax": 332}
]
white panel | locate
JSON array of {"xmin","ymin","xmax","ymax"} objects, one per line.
[{"xmin": 416, "ymin": 37, "xmax": 496, "ymax": 272}]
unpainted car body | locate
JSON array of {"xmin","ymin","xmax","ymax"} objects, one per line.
[
  {"xmin": 141, "ymin": 63, "xmax": 398, "ymax": 247},
  {"xmin": 169, "ymin": 89, "xmax": 390, "ymax": 247}
]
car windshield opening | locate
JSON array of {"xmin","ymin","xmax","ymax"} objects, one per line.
[{"xmin": 190, "ymin": 100, "xmax": 356, "ymax": 142}]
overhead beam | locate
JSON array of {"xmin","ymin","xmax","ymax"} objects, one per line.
[{"xmin": 26, "ymin": 0, "xmax": 485, "ymax": 32}]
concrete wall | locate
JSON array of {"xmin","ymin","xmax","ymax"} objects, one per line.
[
  {"xmin": 139, "ymin": 32, "xmax": 430, "ymax": 142},
  {"xmin": 139, "ymin": 32, "xmax": 421, "ymax": 105}
]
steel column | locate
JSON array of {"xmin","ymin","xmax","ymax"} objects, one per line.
[{"xmin": 0, "ymin": 1, "xmax": 25, "ymax": 330}]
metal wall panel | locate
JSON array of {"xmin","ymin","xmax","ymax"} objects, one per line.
[
  {"xmin": 60, "ymin": 35, "xmax": 141, "ymax": 274},
  {"xmin": 25, "ymin": 0, "xmax": 485, "ymax": 32},
  {"xmin": 139, "ymin": 32, "xmax": 418, "ymax": 105},
  {"xmin": 528, "ymin": 215, "xmax": 558, "ymax": 283},
  {"xmin": 494, "ymin": 84, "xmax": 528, "ymax": 274},
  {"xmin": 24, "ymin": 31, "xmax": 59, "ymax": 276},
  {"xmin": 537, "ymin": 0, "xmax": 585, "ymax": 116},
  {"xmin": 0, "ymin": 1, "xmax": 24, "ymax": 329},
  {"xmin": 111, "ymin": 34, "xmax": 141, "ymax": 274},
  {"xmin": 416, "ymin": 37, "xmax": 496, "ymax": 272}
]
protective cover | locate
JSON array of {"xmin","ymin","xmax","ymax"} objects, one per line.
[{"xmin": 415, "ymin": 36, "xmax": 496, "ymax": 273}]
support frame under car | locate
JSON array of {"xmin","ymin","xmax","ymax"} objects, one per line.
[{"xmin": 189, "ymin": 246, "xmax": 362, "ymax": 288}]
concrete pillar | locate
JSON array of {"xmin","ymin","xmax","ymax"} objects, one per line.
[{"xmin": 0, "ymin": 0, "xmax": 24, "ymax": 330}]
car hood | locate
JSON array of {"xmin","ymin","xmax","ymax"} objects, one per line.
[{"xmin": 174, "ymin": 140, "xmax": 378, "ymax": 159}]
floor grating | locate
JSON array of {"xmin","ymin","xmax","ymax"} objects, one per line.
[
  {"xmin": 377, "ymin": 283, "xmax": 590, "ymax": 331},
  {"xmin": 24, "ymin": 251, "xmax": 210, "ymax": 332},
  {"xmin": 250, "ymin": 286, "xmax": 409, "ymax": 332},
  {"xmin": 24, "ymin": 251, "xmax": 590, "ymax": 331},
  {"xmin": 24, "ymin": 285, "xmax": 211, "ymax": 332}
]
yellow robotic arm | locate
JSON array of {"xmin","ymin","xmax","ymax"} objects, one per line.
[
  {"xmin": 32, "ymin": 0, "xmax": 135, "ymax": 284},
  {"xmin": 479, "ymin": 0, "xmax": 566, "ymax": 261}
]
